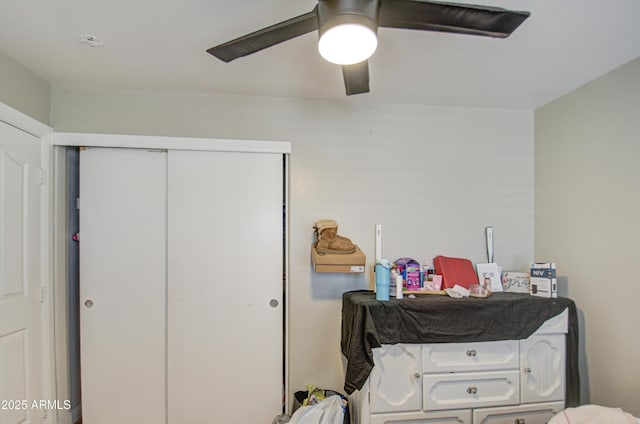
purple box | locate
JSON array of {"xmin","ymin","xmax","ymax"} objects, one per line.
[{"xmin": 394, "ymin": 258, "xmax": 421, "ymax": 291}]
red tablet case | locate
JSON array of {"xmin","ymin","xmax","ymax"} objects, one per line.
[{"xmin": 433, "ymin": 255, "xmax": 479, "ymax": 289}]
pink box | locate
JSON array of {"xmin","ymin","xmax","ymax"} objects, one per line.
[
  {"xmin": 395, "ymin": 258, "xmax": 421, "ymax": 290},
  {"xmin": 424, "ymin": 275, "xmax": 442, "ymax": 291}
]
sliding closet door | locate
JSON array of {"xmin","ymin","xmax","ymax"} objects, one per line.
[
  {"xmin": 79, "ymin": 148, "xmax": 167, "ymax": 424},
  {"xmin": 167, "ymin": 150, "xmax": 284, "ymax": 423}
]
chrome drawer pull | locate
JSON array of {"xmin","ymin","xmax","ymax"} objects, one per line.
[
  {"xmin": 466, "ymin": 349, "xmax": 477, "ymax": 357},
  {"xmin": 524, "ymin": 367, "xmax": 532, "ymax": 374},
  {"xmin": 466, "ymin": 386, "xmax": 478, "ymax": 394}
]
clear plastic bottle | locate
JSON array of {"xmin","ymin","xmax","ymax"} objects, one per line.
[
  {"xmin": 395, "ymin": 273, "xmax": 404, "ymax": 299},
  {"xmin": 390, "ymin": 267, "xmax": 398, "ymax": 293}
]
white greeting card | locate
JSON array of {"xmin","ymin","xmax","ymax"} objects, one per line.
[{"xmin": 476, "ymin": 263, "xmax": 503, "ymax": 292}]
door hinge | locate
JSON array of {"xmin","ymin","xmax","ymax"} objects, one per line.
[
  {"xmin": 40, "ymin": 285, "xmax": 47, "ymax": 303},
  {"xmin": 39, "ymin": 169, "xmax": 46, "ymax": 185}
]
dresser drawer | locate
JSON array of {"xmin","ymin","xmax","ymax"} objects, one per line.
[
  {"xmin": 370, "ymin": 409, "xmax": 471, "ymax": 424},
  {"xmin": 473, "ymin": 401, "xmax": 565, "ymax": 424},
  {"xmin": 422, "ymin": 341, "xmax": 519, "ymax": 373},
  {"xmin": 423, "ymin": 371, "xmax": 519, "ymax": 411}
]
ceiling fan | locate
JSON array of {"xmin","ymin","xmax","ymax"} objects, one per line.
[{"xmin": 207, "ymin": 0, "xmax": 530, "ymax": 96}]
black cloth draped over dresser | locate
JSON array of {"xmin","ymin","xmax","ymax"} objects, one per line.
[{"xmin": 341, "ymin": 290, "xmax": 579, "ymax": 407}]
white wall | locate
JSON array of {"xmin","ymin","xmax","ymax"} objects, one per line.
[
  {"xmin": 51, "ymin": 86, "xmax": 534, "ymax": 406},
  {"xmin": 535, "ymin": 57, "xmax": 640, "ymax": 416},
  {"xmin": 0, "ymin": 50, "xmax": 51, "ymax": 124}
]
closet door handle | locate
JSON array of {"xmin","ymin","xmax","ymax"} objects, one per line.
[
  {"xmin": 84, "ymin": 299, "xmax": 94, "ymax": 308},
  {"xmin": 269, "ymin": 299, "xmax": 279, "ymax": 308}
]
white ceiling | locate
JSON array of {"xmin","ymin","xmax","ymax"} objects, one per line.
[{"xmin": 1, "ymin": 0, "xmax": 639, "ymax": 109}]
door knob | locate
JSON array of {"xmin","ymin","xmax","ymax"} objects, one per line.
[
  {"xmin": 269, "ymin": 299, "xmax": 279, "ymax": 308},
  {"xmin": 84, "ymin": 299, "xmax": 94, "ymax": 308}
]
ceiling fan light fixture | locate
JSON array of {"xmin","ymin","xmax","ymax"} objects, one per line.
[
  {"xmin": 318, "ymin": 17, "xmax": 378, "ymax": 65},
  {"xmin": 207, "ymin": 0, "xmax": 530, "ymax": 96}
]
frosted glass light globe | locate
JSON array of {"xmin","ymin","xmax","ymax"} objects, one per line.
[{"xmin": 318, "ymin": 23, "xmax": 378, "ymax": 65}]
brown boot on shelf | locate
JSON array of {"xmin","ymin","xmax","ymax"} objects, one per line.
[{"xmin": 314, "ymin": 219, "xmax": 356, "ymax": 254}]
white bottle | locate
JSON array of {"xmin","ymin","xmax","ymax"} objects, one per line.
[{"xmin": 395, "ymin": 273, "xmax": 403, "ymax": 299}]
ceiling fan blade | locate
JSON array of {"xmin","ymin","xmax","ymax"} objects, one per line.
[
  {"xmin": 342, "ymin": 61, "xmax": 370, "ymax": 96},
  {"xmin": 379, "ymin": 0, "xmax": 530, "ymax": 38},
  {"xmin": 207, "ymin": 8, "xmax": 318, "ymax": 62}
]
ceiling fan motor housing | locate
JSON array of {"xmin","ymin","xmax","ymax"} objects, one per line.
[{"xmin": 317, "ymin": 0, "xmax": 381, "ymax": 37}]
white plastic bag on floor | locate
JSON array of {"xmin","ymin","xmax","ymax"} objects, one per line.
[{"xmin": 289, "ymin": 395, "xmax": 345, "ymax": 424}]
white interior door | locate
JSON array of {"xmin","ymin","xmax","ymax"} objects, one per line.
[
  {"xmin": 79, "ymin": 147, "xmax": 167, "ymax": 424},
  {"xmin": 167, "ymin": 150, "xmax": 284, "ymax": 423},
  {"xmin": 0, "ymin": 122, "xmax": 43, "ymax": 424}
]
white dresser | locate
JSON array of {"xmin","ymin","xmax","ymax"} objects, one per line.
[{"xmin": 349, "ymin": 309, "xmax": 568, "ymax": 424}]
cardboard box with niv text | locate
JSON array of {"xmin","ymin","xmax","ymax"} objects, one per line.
[{"xmin": 530, "ymin": 262, "xmax": 558, "ymax": 298}]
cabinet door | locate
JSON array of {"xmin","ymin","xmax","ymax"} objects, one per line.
[
  {"xmin": 370, "ymin": 344, "xmax": 422, "ymax": 413},
  {"xmin": 520, "ymin": 335, "xmax": 565, "ymax": 403},
  {"xmin": 167, "ymin": 150, "xmax": 284, "ymax": 423},
  {"xmin": 371, "ymin": 409, "xmax": 471, "ymax": 424},
  {"xmin": 473, "ymin": 401, "xmax": 565, "ymax": 424},
  {"xmin": 80, "ymin": 147, "xmax": 167, "ymax": 424}
]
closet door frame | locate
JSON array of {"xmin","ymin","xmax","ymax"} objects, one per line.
[{"xmin": 53, "ymin": 132, "xmax": 292, "ymax": 416}]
